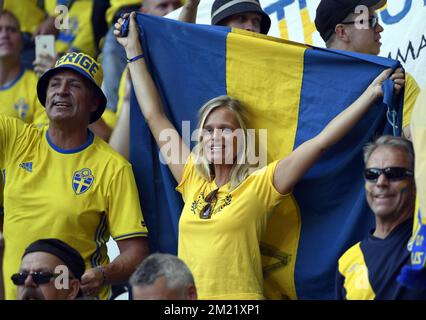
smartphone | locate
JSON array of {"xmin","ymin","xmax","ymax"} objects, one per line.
[{"xmin": 35, "ymin": 35, "xmax": 56, "ymax": 60}]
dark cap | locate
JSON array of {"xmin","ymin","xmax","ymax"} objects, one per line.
[
  {"xmin": 211, "ymin": 0, "xmax": 271, "ymax": 35},
  {"xmin": 23, "ymin": 239, "xmax": 86, "ymax": 280},
  {"xmin": 315, "ymin": 0, "xmax": 387, "ymax": 42}
]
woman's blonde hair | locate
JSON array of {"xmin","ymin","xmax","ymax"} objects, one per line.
[{"xmin": 192, "ymin": 95, "xmax": 254, "ymax": 190}]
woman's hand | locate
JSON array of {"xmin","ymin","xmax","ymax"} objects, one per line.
[
  {"xmin": 367, "ymin": 67, "xmax": 405, "ymax": 100},
  {"xmin": 114, "ymin": 12, "xmax": 143, "ymax": 58}
]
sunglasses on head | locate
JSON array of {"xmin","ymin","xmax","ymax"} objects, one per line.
[
  {"xmin": 364, "ymin": 167, "xmax": 414, "ymax": 182},
  {"xmin": 199, "ymin": 188, "xmax": 219, "ymax": 219},
  {"xmin": 11, "ymin": 271, "xmax": 64, "ymax": 286},
  {"xmin": 341, "ymin": 15, "xmax": 379, "ymax": 29}
]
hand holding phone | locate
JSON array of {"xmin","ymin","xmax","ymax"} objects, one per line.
[
  {"xmin": 34, "ymin": 35, "xmax": 56, "ymax": 77},
  {"xmin": 35, "ymin": 35, "xmax": 56, "ymax": 61}
]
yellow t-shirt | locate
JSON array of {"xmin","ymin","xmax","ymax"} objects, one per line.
[
  {"xmin": 176, "ymin": 156, "xmax": 285, "ymax": 299},
  {"xmin": 411, "ymin": 86, "xmax": 426, "ymax": 229},
  {"xmin": 0, "ymin": 69, "xmax": 48, "ymax": 127},
  {"xmin": 0, "ymin": 116, "xmax": 148, "ymax": 300},
  {"xmin": 0, "ymin": 68, "xmax": 48, "ymax": 222},
  {"xmin": 402, "ymin": 73, "xmax": 420, "ymax": 129},
  {"xmin": 56, "ymin": 0, "xmax": 97, "ymax": 58}
]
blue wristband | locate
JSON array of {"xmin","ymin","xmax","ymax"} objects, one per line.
[{"xmin": 127, "ymin": 54, "xmax": 144, "ymax": 63}]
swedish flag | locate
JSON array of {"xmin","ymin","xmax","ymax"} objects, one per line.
[{"xmin": 129, "ymin": 13, "xmax": 402, "ymax": 299}]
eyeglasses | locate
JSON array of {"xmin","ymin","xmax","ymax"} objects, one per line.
[
  {"xmin": 199, "ymin": 189, "xmax": 219, "ymax": 219},
  {"xmin": 341, "ymin": 15, "xmax": 379, "ymax": 29},
  {"xmin": 11, "ymin": 272, "xmax": 63, "ymax": 286},
  {"xmin": 364, "ymin": 167, "xmax": 414, "ymax": 182}
]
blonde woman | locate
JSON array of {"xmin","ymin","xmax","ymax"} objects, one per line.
[{"xmin": 115, "ymin": 12, "xmax": 405, "ymax": 299}]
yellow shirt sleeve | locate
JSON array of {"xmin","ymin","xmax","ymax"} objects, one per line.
[
  {"xmin": 107, "ymin": 164, "xmax": 148, "ymax": 240},
  {"xmin": 411, "ymin": 86, "xmax": 426, "ymax": 224},
  {"xmin": 402, "ymin": 73, "xmax": 420, "ymax": 129},
  {"xmin": 0, "ymin": 115, "xmax": 24, "ymax": 169}
]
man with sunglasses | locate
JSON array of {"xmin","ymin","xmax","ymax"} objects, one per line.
[
  {"xmin": 13, "ymin": 239, "xmax": 85, "ymax": 300},
  {"xmin": 315, "ymin": 0, "xmax": 420, "ymax": 140},
  {"xmin": 335, "ymin": 135, "xmax": 426, "ymax": 299}
]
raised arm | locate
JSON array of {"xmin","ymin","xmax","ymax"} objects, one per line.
[
  {"xmin": 273, "ymin": 68, "xmax": 405, "ymax": 195},
  {"xmin": 178, "ymin": 0, "xmax": 199, "ymax": 23},
  {"xmin": 114, "ymin": 12, "xmax": 189, "ymax": 183}
]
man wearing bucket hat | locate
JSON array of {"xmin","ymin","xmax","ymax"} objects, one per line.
[
  {"xmin": 314, "ymin": 0, "xmax": 420, "ymax": 140},
  {"xmin": 0, "ymin": 52, "xmax": 149, "ymax": 300},
  {"xmin": 180, "ymin": 0, "xmax": 271, "ymax": 34}
]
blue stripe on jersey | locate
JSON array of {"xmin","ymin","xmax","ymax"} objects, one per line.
[
  {"xmin": 0, "ymin": 68, "xmax": 25, "ymax": 91},
  {"xmin": 96, "ymin": 215, "xmax": 109, "ymax": 266},
  {"xmin": 113, "ymin": 232, "xmax": 148, "ymax": 241},
  {"xmin": 91, "ymin": 214, "xmax": 107, "ymax": 267},
  {"xmin": 46, "ymin": 130, "xmax": 94, "ymax": 154}
]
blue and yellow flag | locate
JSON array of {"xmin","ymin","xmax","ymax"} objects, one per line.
[{"xmin": 129, "ymin": 13, "xmax": 402, "ymax": 299}]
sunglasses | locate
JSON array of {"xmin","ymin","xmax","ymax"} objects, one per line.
[
  {"xmin": 199, "ymin": 189, "xmax": 219, "ymax": 219},
  {"xmin": 364, "ymin": 167, "xmax": 414, "ymax": 182},
  {"xmin": 11, "ymin": 271, "xmax": 65, "ymax": 286},
  {"xmin": 341, "ymin": 15, "xmax": 379, "ymax": 29}
]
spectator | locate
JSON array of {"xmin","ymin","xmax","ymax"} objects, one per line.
[
  {"xmin": 179, "ymin": 0, "xmax": 271, "ymax": 34},
  {"xmin": 130, "ymin": 253, "xmax": 197, "ymax": 300},
  {"xmin": 315, "ymin": 0, "xmax": 420, "ymax": 140},
  {"xmin": 115, "ymin": 12, "xmax": 404, "ymax": 299},
  {"xmin": 101, "ymin": 0, "xmax": 181, "ymax": 117},
  {"xmin": 111, "ymin": 0, "xmax": 271, "ymax": 156},
  {"xmin": 108, "ymin": 0, "xmax": 182, "ymax": 152},
  {"xmin": 0, "ymin": 10, "xmax": 48, "ymax": 126},
  {"xmin": 3, "ymin": 0, "xmax": 59, "ymax": 70},
  {"xmin": 336, "ymin": 136, "xmax": 426, "ymax": 299},
  {"xmin": 13, "ymin": 238, "xmax": 85, "ymax": 300},
  {"xmin": 0, "ymin": 51, "xmax": 149, "ymax": 300}
]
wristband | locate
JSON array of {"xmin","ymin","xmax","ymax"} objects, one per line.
[
  {"xmin": 127, "ymin": 54, "xmax": 144, "ymax": 63},
  {"xmin": 96, "ymin": 265, "xmax": 107, "ymax": 285}
]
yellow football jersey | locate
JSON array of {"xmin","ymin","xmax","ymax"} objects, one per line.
[
  {"xmin": 56, "ymin": 0, "xmax": 97, "ymax": 58},
  {"xmin": 0, "ymin": 69, "xmax": 48, "ymax": 127},
  {"xmin": 0, "ymin": 115, "xmax": 148, "ymax": 300},
  {"xmin": 176, "ymin": 156, "xmax": 285, "ymax": 299}
]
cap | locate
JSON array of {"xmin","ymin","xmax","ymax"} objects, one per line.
[
  {"xmin": 23, "ymin": 238, "xmax": 86, "ymax": 280},
  {"xmin": 37, "ymin": 52, "xmax": 107, "ymax": 124},
  {"xmin": 211, "ymin": 0, "xmax": 271, "ymax": 35},
  {"xmin": 315, "ymin": 0, "xmax": 387, "ymax": 42}
]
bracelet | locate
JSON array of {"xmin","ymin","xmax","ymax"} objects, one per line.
[
  {"xmin": 127, "ymin": 53, "xmax": 144, "ymax": 63},
  {"xmin": 96, "ymin": 265, "xmax": 107, "ymax": 285}
]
